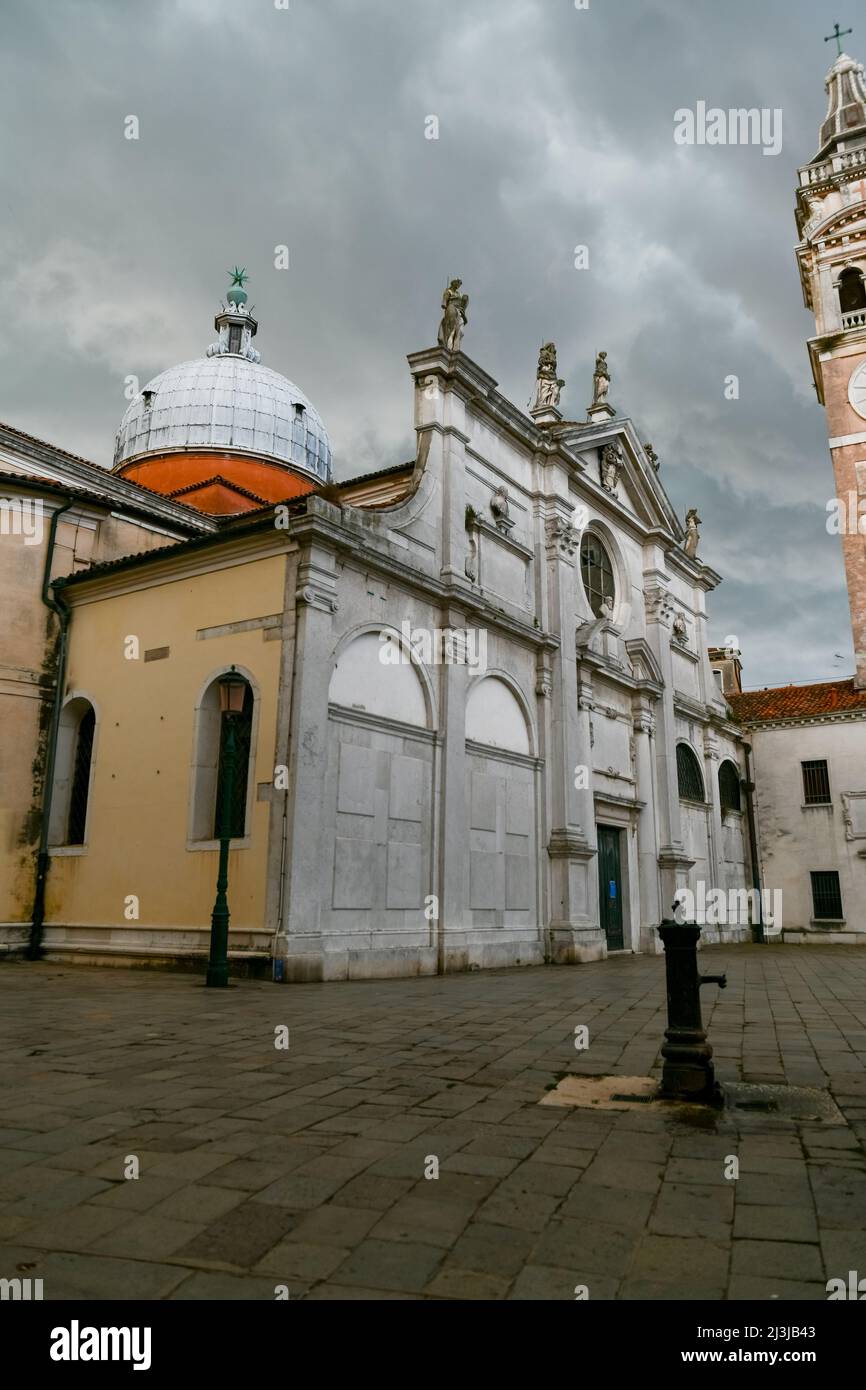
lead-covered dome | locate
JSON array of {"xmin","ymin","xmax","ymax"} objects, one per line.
[
  {"xmin": 112, "ymin": 268, "xmax": 332, "ymax": 486},
  {"xmin": 113, "ymin": 355, "xmax": 332, "ymax": 481}
]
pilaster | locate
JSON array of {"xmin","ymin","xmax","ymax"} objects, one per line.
[
  {"xmin": 544, "ymin": 511, "xmax": 604, "ymax": 961},
  {"xmin": 645, "ymin": 581, "xmax": 693, "ymax": 910},
  {"xmin": 632, "ymin": 700, "xmax": 662, "ymax": 952},
  {"xmin": 277, "ymin": 532, "xmax": 340, "ymax": 980}
]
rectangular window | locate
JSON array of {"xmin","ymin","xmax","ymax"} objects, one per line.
[
  {"xmin": 228, "ymin": 324, "xmax": 242, "ymax": 354},
  {"xmin": 801, "ymin": 759, "xmax": 831, "ymax": 805},
  {"xmin": 810, "ymin": 870, "xmax": 843, "ymax": 921}
]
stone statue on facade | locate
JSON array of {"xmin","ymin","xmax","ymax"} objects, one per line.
[
  {"xmin": 592, "ymin": 351, "xmax": 610, "ymax": 405},
  {"xmin": 684, "ymin": 508, "xmax": 701, "ymax": 559},
  {"xmin": 438, "ymin": 279, "xmax": 468, "ymax": 353},
  {"xmin": 671, "ymin": 611, "xmax": 688, "ymax": 645},
  {"xmin": 600, "ymin": 440, "xmax": 624, "ymax": 494},
  {"xmin": 533, "ymin": 342, "xmax": 565, "ymax": 410},
  {"xmin": 490, "ymin": 484, "xmax": 514, "ymax": 535},
  {"xmin": 644, "ymin": 442, "xmax": 659, "ymax": 471}
]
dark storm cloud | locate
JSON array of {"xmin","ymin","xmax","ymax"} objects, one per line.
[{"xmin": 0, "ymin": 0, "xmax": 856, "ymax": 684}]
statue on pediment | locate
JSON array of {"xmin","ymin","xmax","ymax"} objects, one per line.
[
  {"xmin": 684, "ymin": 508, "xmax": 701, "ymax": 559},
  {"xmin": 438, "ymin": 279, "xmax": 468, "ymax": 353},
  {"xmin": 533, "ymin": 341, "xmax": 565, "ymax": 409},
  {"xmin": 600, "ymin": 441, "xmax": 624, "ymax": 494},
  {"xmin": 592, "ymin": 351, "xmax": 610, "ymax": 405}
]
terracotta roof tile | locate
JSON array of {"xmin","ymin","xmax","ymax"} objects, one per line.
[{"xmin": 729, "ymin": 678, "xmax": 866, "ymax": 723}]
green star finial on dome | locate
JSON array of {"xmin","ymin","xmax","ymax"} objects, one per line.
[{"xmin": 225, "ymin": 266, "xmax": 250, "ymax": 308}]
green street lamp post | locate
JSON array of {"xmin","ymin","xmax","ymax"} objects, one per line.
[{"xmin": 206, "ymin": 673, "xmax": 247, "ymax": 988}]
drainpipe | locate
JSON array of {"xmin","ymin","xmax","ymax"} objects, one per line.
[
  {"xmin": 27, "ymin": 499, "xmax": 75, "ymax": 960},
  {"xmin": 741, "ymin": 741, "xmax": 764, "ymax": 945}
]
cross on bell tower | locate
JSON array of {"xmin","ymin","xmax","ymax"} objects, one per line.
[{"xmin": 825, "ymin": 23, "xmax": 853, "ymax": 58}]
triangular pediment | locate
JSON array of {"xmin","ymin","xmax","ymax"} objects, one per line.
[
  {"xmin": 556, "ymin": 418, "xmax": 683, "ymax": 543},
  {"xmin": 166, "ymin": 475, "xmax": 268, "ymax": 515}
]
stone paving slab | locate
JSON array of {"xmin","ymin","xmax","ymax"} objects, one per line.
[{"xmin": 1, "ymin": 945, "xmax": 866, "ymax": 1300}]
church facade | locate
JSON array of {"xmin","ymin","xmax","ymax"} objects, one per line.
[
  {"xmin": 9, "ymin": 50, "xmax": 866, "ymax": 971},
  {"xmin": 0, "ymin": 277, "xmax": 752, "ymax": 978}
]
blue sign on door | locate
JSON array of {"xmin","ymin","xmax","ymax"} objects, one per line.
[{"xmin": 609, "ymin": 881, "xmax": 617, "ymax": 898}]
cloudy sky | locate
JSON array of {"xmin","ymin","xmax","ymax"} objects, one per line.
[{"xmin": 0, "ymin": 0, "xmax": 859, "ymax": 686}]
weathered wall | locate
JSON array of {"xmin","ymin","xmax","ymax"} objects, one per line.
[
  {"xmin": 750, "ymin": 718, "xmax": 866, "ymax": 940},
  {"xmin": 0, "ymin": 497, "xmax": 178, "ymax": 942}
]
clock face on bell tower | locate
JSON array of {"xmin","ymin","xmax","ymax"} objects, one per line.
[{"xmin": 848, "ymin": 360, "xmax": 866, "ymax": 422}]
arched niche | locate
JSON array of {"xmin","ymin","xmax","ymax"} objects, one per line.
[
  {"xmin": 465, "ymin": 675, "xmax": 531, "ymax": 755},
  {"xmin": 329, "ymin": 629, "xmax": 431, "ymax": 729}
]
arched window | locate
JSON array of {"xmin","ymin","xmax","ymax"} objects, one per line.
[
  {"xmin": 49, "ymin": 697, "xmax": 97, "ymax": 848},
  {"xmin": 839, "ymin": 266, "xmax": 866, "ymax": 315},
  {"xmin": 189, "ymin": 671, "xmax": 257, "ymax": 844},
  {"xmin": 718, "ymin": 759, "xmax": 742, "ymax": 813},
  {"xmin": 66, "ymin": 706, "xmax": 95, "ymax": 844},
  {"xmin": 580, "ymin": 532, "xmax": 615, "ymax": 618},
  {"xmin": 676, "ymin": 743, "xmax": 705, "ymax": 802},
  {"xmin": 213, "ymin": 680, "xmax": 254, "ymax": 838}
]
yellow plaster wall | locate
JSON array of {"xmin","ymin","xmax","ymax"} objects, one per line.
[
  {"xmin": 45, "ymin": 552, "xmax": 286, "ymax": 933},
  {"xmin": 0, "ymin": 510, "xmax": 180, "ymax": 924}
]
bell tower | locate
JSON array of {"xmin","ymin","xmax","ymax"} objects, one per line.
[{"xmin": 796, "ymin": 39, "xmax": 866, "ymax": 685}]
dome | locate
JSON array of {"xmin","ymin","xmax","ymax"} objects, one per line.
[{"xmin": 113, "ymin": 355, "xmax": 332, "ymax": 482}]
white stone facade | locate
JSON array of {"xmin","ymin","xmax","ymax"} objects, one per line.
[{"xmin": 272, "ymin": 346, "xmax": 752, "ymax": 980}]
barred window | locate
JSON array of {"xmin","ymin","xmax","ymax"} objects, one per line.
[
  {"xmin": 810, "ymin": 871, "xmax": 843, "ymax": 921},
  {"xmin": 676, "ymin": 743, "xmax": 705, "ymax": 802},
  {"xmin": 802, "ymin": 760, "xmax": 831, "ymax": 805},
  {"xmin": 580, "ymin": 532, "xmax": 615, "ymax": 618},
  {"xmin": 718, "ymin": 759, "xmax": 741, "ymax": 813}
]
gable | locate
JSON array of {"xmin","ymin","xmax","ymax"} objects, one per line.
[{"xmin": 559, "ymin": 420, "xmax": 683, "ymax": 542}]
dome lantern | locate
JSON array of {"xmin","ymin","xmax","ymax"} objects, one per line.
[{"xmin": 208, "ymin": 266, "xmax": 260, "ymax": 362}]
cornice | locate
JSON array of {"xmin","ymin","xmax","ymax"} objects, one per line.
[
  {"xmin": 298, "ymin": 505, "xmax": 558, "ymax": 653},
  {"xmin": 737, "ymin": 708, "xmax": 866, "ymax": 732},
  {"xmin": 580, "ymin": 647, "xmax": 663, "ymax": 698},
  {"xmin": 465, "ymin": 738, "xmax": 542, "ymax": 770},
  {"xmin": 673, "ymin": 692, "xmax": 715, "ymax": 725},
  {"xmin": 329, "ymin": 703, "xmax": 440, "ymax": 744}
]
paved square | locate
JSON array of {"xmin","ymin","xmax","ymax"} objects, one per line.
[{"xmin": 1, "ymin": 945, "xmax": 865, "ymax": 1300}]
